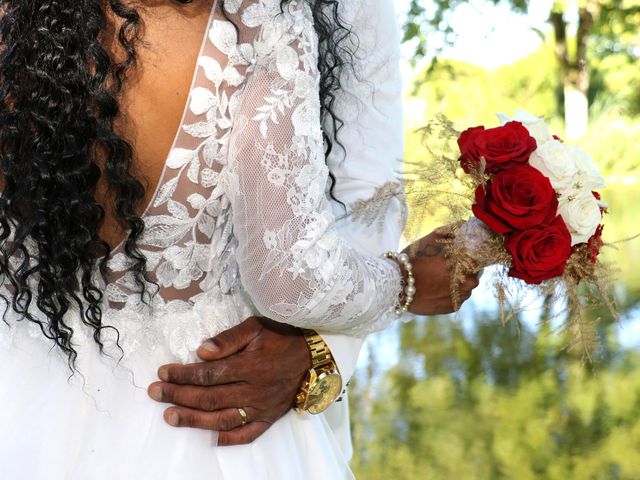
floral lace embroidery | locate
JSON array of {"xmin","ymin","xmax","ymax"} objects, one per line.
[{"xmin": 224, "ymin": 1, "xmax": 403, "ymax": 335}]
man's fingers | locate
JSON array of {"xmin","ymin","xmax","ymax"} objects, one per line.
[
  {"xmin": 217, "ymin": 422, "xmax": 271, "ymax": 447},
  {"xmin": 158, "ymin": 352, "xmax": 263, "ymax": 385},
  {"xmin": 148, "ymin": 382, "xmax": 271, "ymax": 411},
  {"xmin": 196, "ymin": 317, "xmax": 264, "ymax": 361},
  {"xmin": 163, "ymin": 406, "xmax": 259, "ymax": 431}
]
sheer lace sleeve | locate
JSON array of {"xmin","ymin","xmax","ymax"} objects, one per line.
[
  {"xmin": 226, "ymin": 1, "xmax": 403, "ymax": 336},
  {"xmin": 316, "ymin": 0, "xmax": 407, "ymax": 381}
]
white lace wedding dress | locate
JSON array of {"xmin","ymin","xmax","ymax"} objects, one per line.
[{"xmin": 0, "ymin": 1, "xmax": 405, "ymax": 478}]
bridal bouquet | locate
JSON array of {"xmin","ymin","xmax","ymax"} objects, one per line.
[{"xmin": 404, "ymin": 110, "xmax": 616, "ymax": 359}]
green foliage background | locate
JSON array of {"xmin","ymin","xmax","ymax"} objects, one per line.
[{"xmin": 349, "ymin": 7, "xmax": 640, "ymax": 479}]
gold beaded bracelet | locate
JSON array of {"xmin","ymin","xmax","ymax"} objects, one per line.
[{"xmin": 384, "ymin": 251, "xmax": 416, "ymax": 315}]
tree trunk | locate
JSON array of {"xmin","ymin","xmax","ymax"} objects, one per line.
[
  {"xmin": 565, "ymin": 6, "xmax": 593, "ymax": 140},
  {"xmin": 550, "ymin": 7, "xmax": 594, "ymax": 140},
  {"xmin": 563, "ymin": 71, "xmax": 589, "ymax": 141}
]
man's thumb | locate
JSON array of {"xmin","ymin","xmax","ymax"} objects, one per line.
[{"xmin": 196, "ymin": 316, "xmax": 263, "ymax": 361}]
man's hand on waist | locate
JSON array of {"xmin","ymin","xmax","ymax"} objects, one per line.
[{"xmin": 147, "ymin": 317, "xmax": 311, "ymax": 446}]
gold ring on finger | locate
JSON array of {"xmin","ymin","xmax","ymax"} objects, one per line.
[{"xmin": 237, "ymin": 407, "xmax": 248, "ymax": 425}]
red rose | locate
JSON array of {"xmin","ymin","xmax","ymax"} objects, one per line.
[
  {"xmin": 586, "ymin": 224, "xmax": 604, "ymax": 264},
  {"xmin": 458, "ymin": 121, "xmax": 537, "ymax": 174},
  {"xmin": 505, "ymin": 216, "xmax": 572, "ymax": 284},
  {"xmin": 472, "ymin": 164, "xmax": 558, "ymax": 234}
]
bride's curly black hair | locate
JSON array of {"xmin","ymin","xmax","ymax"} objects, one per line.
[{"xmin": 0, "ymin": 0, "xmax": 355, "ymax": 370}]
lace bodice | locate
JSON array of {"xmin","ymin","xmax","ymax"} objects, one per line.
[{"xmin": 1, "ymin": 0, "xmax": 405, "ymax": 362}]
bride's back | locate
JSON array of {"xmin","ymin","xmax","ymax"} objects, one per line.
[
  {"xmin": 98, "ymin": 0, "xmax": 215, "ymax": 248},
  {"xmin": 0, "ymin": 1, "xmax": 215, "ymax": 249}
]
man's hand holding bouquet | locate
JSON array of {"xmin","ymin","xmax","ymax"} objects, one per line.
[{"xmin": 403, "ymin": 110, "xmax": 616, "ymax": 359}]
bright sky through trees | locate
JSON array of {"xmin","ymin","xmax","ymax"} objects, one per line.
[{"xmin": 398, "ymin": 0, "xmax": 556, "ymax": 69}]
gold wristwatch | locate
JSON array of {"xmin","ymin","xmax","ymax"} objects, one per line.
[{"xmin": 295, "ymin": 329, "xmax": 343, "ymax": 414}]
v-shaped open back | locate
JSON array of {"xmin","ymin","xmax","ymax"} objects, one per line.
[
  {"xmin": 108, "ymin": 0, "xmax": 221, "ymax": 255},
  {"xmin": 105, "ymin": 0, "xmax": 256, "ymax": 309}
]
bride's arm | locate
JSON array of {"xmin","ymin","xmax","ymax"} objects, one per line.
[
  {"xmin": 227, "ymin": 1, "xmax": 404, "ymax": 336},
  {"xmin": 317, "ymin": 0, "xmax": 406, "ymax": 401}
]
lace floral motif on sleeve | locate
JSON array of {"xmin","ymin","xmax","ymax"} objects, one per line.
[{"xmin": 226, "ymin": 0, "xmax": 403, "ymax": 336}]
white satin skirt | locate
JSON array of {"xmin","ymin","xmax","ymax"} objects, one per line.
[{"xmin": 0, "ymin": 326, "xmax": 354, "ymax": 480}]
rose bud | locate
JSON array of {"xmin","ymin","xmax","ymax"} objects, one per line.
[
  {"xmin": 458, "ymin": 121, "xmax": 537, "ymax": 174},
  {"xmin": 472, "ymin": 164, "xmax": 558, "ymax": 234},
  {"xmin": 505, "ymin": 216, "xmax": 573, "ymax": 284}
]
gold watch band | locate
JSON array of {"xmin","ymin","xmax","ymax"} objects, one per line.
[
  {"xmin": 300, "ymin": 329, "xmax": 338, "ymax": 372},
  {"xmin": 295, "ymin": 330, "xmax": 342, "ymax": 413}
]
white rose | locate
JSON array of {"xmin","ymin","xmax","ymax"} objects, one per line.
[
  {"xmin": 529, "ymin": 139, "xmax": 578, "ymax": 191},
  {"xmin": 573, "ymin": 146, "xmax": 606, "ymax": 190},
  {"xmin": 557, "ymin": 192, "xmax": 602, "ymax": 245},
  {"xmin": 496, "ymin": 110, "xmax": 554, "ymax": 146}
]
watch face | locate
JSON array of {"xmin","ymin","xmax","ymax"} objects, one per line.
[{"xmin": 307, "ymin": 372, "xmax": 342, "ymax": 414}]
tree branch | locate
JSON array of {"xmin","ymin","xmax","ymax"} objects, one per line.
[
  {"xmin": 576, "ymin": 7, "xmax": 594, "ymax": 66},
  {"xmin": 549, "ymin": 11, "xmax": 569, "ymax": 74}
]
